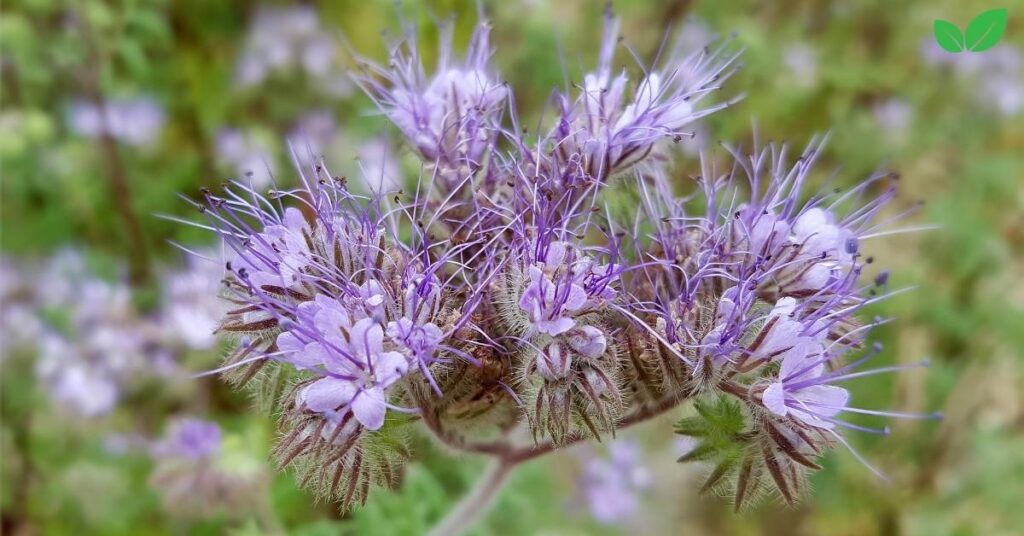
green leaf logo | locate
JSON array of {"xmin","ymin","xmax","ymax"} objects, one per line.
[
  {"xmin": 965, "ymin": 8, "xmax": 1009, "ymax": 51},
  {"xmin": 934, "ymin": 8, "xmax": 1009, "ymax": 54},
  {"xmin": 934, "ymin": 19, "xmax": 966, "ymax": 52}
]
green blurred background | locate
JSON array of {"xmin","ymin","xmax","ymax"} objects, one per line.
[{"xmin": 1, "ymin": 0, "xmax": 1022, "ymax": 534}]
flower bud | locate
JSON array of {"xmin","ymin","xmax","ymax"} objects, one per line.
[
  {"xmin": 567, "ymin": 325, "xmax": 607, "ymax": 359},
  {"xmin": 535, "ymin": 341, "xmax": 572, "ymax": 381}
]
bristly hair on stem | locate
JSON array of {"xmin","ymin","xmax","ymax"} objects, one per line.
[{"xmin": 181, "ymin": 6, "xmax": 939, "ymax": 533}]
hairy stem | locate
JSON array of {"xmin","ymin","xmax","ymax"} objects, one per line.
[
  {"xmin": 424, "ymin": 393, "xmax": 687, "ymax": 535},
  {"xmin": 455, "ymin": 391, "xmax": 686, "ymax": 463},
  {"xmin": 427, "ymin": 457, "xmax": 515, "ymax": 536}
]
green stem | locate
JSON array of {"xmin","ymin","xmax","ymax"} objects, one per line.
[
  {"xmin": 426, "ymin": 457, "xmax": 515, "ymax": 536},
  {"xmin": 77, "ymin": 9, "xmax": 151, "ymax": 285}
]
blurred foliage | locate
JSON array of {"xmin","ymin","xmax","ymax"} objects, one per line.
[{"xmin": 2, "ymin": 0, "xmax": 1023, "ymax": 534}]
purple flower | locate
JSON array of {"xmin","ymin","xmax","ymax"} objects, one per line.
[
  {"xmin": 518, "ymin": 240, "xmax": 616, "ymax": 336},
  {"xmin": 289, "ymin": 298, "xmax": 410, "ymax": 430},
  {"xmin": 565, "ymin": 325, "xmax": 607, "ymax": 359},
  {"xmin": 387, "ymin": 315, "xmax": 444, "ymax": 364},
  {"xmin": 637, "ymin": 134, "xmax": 939, "ymax": 459},
  {"xmin": 748, "ymin": 298, "xmax": 815, "ymax": 361},
  {"xmin": 199, "ymin": 160, "xmax": 477, "ymax": 438},
  {"xmin": 230, "ymin": 206, "xmax": 311, "ymax": 289},
  {"xmin": 761, "ymin": 341, "xmax": 849, "ymax": 429},
  {"xmin": 519, "ymin": 270, "xmax": 585, "ymax": 337},
  {"xmin": 148, "ymin": 417, "xmax": 265, "ymax": 519},
  {"xmin": 535, "ymin": 341, "xmax": 571, "ymax": 381}
]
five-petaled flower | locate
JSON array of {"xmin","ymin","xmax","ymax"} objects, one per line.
[{"xmin": 762, "ymin": 340, "xmax": 850, "ymax": 429}]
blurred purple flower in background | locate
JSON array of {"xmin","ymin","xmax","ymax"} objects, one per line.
[
  {"xmin": 33, "ymin": 259, "xmax": 170, "ymax": 417},
  {"xmin": 287, "ymin": 109, "xmax": 338, "ymax": 169},
  {"xmin": 151, "ymin": 417, "xmax": 222, "ymax": 460},
  {"xmin": 215, "ymin": 128, "xmax": 276, "ymax": 189},
  {"xmin": 578, "ymin": 441, "xmax": 652, "ymax": 525},
  {"xmin": 67, "ymin": 97, "xmax": 165, "ymax": 146},
  {"xmin": 235, "ymin": 6, "xmax": 351, "ymax": 96},
  {"xmin": 102, "ymin": 432, "xmax": 151, "ymax": 456},
  {"xmin": 1, "ymin": 250, "xmax": 193, "ymax": 417},
  {"xmin": 783, "ymin": 43, "xmax": 818, "ymax": 88},
  {"xmin": 676, "ymin": 18, "xmax": 714, "ymax": 52},
  {"xmin": 162, "ymin": 252, "xmax": 228, "ymax": 351},
  {"xmin": 0, "ymin": 259, "xmax": 44, "ymax": 359},
  {"xmin": 873, "ymin": 98, "xmax": 913, "ymax": 135},
  {"xmin": 355, "ymin": 138, "xmax": 402, "ymax": 192},
  {"xmin": 148, "ymin": 417, "xmax": 267, "ymax": 520},
  {"xmin": 919, "ymin": 40, "xmax": 1023, "ymax": 115},
  {"xmin": 981, "ymin": 74, "xmax": 1023, "ymax": 115},
  {"xmin": 35, "ymin": 249, "xmax": 88, "ymax": 307},
  {"xmin": 36, "ymin": 333, "xmax": 122, "ymax": 417}
]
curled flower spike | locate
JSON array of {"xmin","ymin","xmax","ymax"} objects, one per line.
[
  {"xmin": 351, "ymin": 20, "xmax": 507, "ymax": 192},
  {"xmin": 544, "ymin": 11, "xmax": 741, "ymax": 183}
]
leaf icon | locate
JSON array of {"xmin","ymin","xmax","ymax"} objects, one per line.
[
  {"xmin": 933, "ymin": 19, "xmax": 966, "ymax": 52},
  {"xmin": 965, "ymin": 8, "xmax": 1008, "ymax": 52}
]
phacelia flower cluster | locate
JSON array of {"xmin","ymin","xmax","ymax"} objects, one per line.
[{"xmin": 190, "ymin": 11, "xmax": 937, "ymax": 513}]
